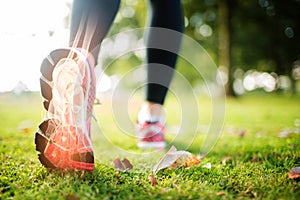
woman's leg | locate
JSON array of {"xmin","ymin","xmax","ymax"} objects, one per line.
[
  {"xmin": 35, "ymin": 0, "xmax": 121, "ymax": 171},
  {"xmin": 145, "ymin": 0, "xmax": 184, "ymax": 105},
  {"xmin": 136, "ymin": 0, "xmax": 184, "ymax": 149},
  {"xmin": 69, "ymin": 0, "xmax": 121, "ymax": 62},
  {"xmin": 138, "ymin": 0, "xmax": 183, "ymax": 123}
]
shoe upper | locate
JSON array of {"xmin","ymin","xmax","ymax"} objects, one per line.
[{"xmin": 135, "ymin": 121, "xmax": 166, "ymax": 150}]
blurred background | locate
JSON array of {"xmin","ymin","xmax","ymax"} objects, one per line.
[{"xmin": 0, "ymin": 0, "xmax": 299, "ymax": 96}]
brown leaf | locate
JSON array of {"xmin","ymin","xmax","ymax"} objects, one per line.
[
  {"xmin": 288, "ymin": 167, "xmax": 300, "ymax": 179},
  {"xmin": 170, "ymin": 152, "xmax": 200, "ymax": 169},
  {"xmin": 148, "ymin": 173, "xmax": 158, "ymax": 186},
  {"xmin": 250, "ymin": 157, "xmax": 259, "ymax": 162},
  {"xmin": 216, "ymin": 191, "xmax": 226, "ymax": 196},
  {"xmin": 113, "ymin": 157, "xmax": 133, "ymax": 172},
  {"xmin": 239, "ymin": 130, "xmax": 246, "ymax": 138},
  {"xmin": 152, "ymin": 146, "xmax": 200, "ymax": 174},
  {"xmin": 122, "ymin": 158, "xmax": 133, "ymax": 170},
  {"xmin": 65, "ymin": 194, "xmax": 80, "ymax": 200},
  {"xmin": 152, "ymin": 146, "xmax": 178, "ymax": 174},
  {"xmin": 113, "ymin": 158, "xmax": 125, "ymax": 171}
]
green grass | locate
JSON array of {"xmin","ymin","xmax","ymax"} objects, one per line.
[{"xmin": 0, "ymin": 92, "xmax": 300, "ymax": 199}]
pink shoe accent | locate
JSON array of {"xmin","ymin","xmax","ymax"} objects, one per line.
[{"xmin": 135, "ymin": 121, "xmax": 166, "ymax": 150}]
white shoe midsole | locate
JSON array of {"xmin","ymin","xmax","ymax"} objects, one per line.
[{"xmin": 137, "ymin": 141, "xmax": 166, "ymax": 149}]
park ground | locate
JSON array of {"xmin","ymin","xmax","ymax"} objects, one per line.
[{"xmin": 0, "ymin": 91, "xmax": 300, "ymax": 199}]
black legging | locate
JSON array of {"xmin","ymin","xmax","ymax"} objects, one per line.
[{"xmin": 69, "ymin": 0, "xmax": 183, "ymax": 105}]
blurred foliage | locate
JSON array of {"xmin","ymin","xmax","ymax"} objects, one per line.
[
  {"xmin": 100, "ymin": 0, "xmax": 300, "ymax": 94},
  {"xmin": 229, "ymin": 0, "xmax": 300, "ymax": 74}
]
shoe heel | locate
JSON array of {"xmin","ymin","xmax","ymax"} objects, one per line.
[{"xmin": 35, "ymin": 132, "xmax": 56, "ymax": 169}]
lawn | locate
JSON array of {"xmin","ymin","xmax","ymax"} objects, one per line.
[{"xmin": 0, "ymin": 91, "xmax": 300, "ymax": 199}]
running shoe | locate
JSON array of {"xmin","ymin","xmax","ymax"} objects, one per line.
[
  {"xmin": 135, "ymin": 121, "xmax": 166, "ymax": 150},
  {"xmin": 35, "ymin": 48, "xmax": 96, "ymax": 171}
]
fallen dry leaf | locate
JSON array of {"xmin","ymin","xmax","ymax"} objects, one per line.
[
  {"xmin": 122, "ymin": 158, "xmax": 133, "ymax": 170},
  {"xmin": 113, "ymin": 157, "xmax": 133, "ymax": 172},
  {"xmin": 216, "ymin": 191, "xmax": 226, "ymax": 196},
  {"xmin": 152, "ymin": 146, "xmax": 200, "ymax": 174},
  {"xmin": 152, "ymin": 146, "xmax": 178, "ymax": 173},
  {"xmin": 113, "ymin": 158, "xmax": 124, "ymax": 171},
  {"xmin": 288, "ymin": 167, "xmax": 300, "ymax": 179},
  {"xmin": 65, "ymin": 194, "xmax": 80, "ymax": 200},
  {"xmin": 250, "ymin": 157, "xmax": 259, "ymax": 162},
  {"xmin": 170, "ymin": 152, "xmax": 200, "ymax": 169},
  {"xmin": 239, "ymin": 129, "xmax": 246, "ymax": 138},
  {"xmin": 148, "ymin": 173, "xmax": 158, "ymax": 186}
]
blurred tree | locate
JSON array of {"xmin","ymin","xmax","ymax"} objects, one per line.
[
  {"xmin": 262, "ymin": 0, "xmax": 300, "ymax": 94},
  {"xmin": 218, "ymin": 0, "xmax": 233, "ymax": 95},
  {"xmin": 228, "ymin": 0, "xmax": 300, "ymax": 94},
  {"xmin": 179, "ymin": 0, "xmax": 219, "ymax": 87},
  {"xmin": 183, "ymin": 0, "xmax": 300, "ymax": 95},
  {"xmin": 98, "ymin": 0, "xmax": 300, "ymax": 94},
  {"xmin": 182, "ymin": 0, "xmax": 218, "ymax": 53}
]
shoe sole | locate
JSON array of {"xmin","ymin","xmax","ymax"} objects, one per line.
[{"xmin": 35, "ymin": 48, "xmax": 95, "ymax": 171}]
